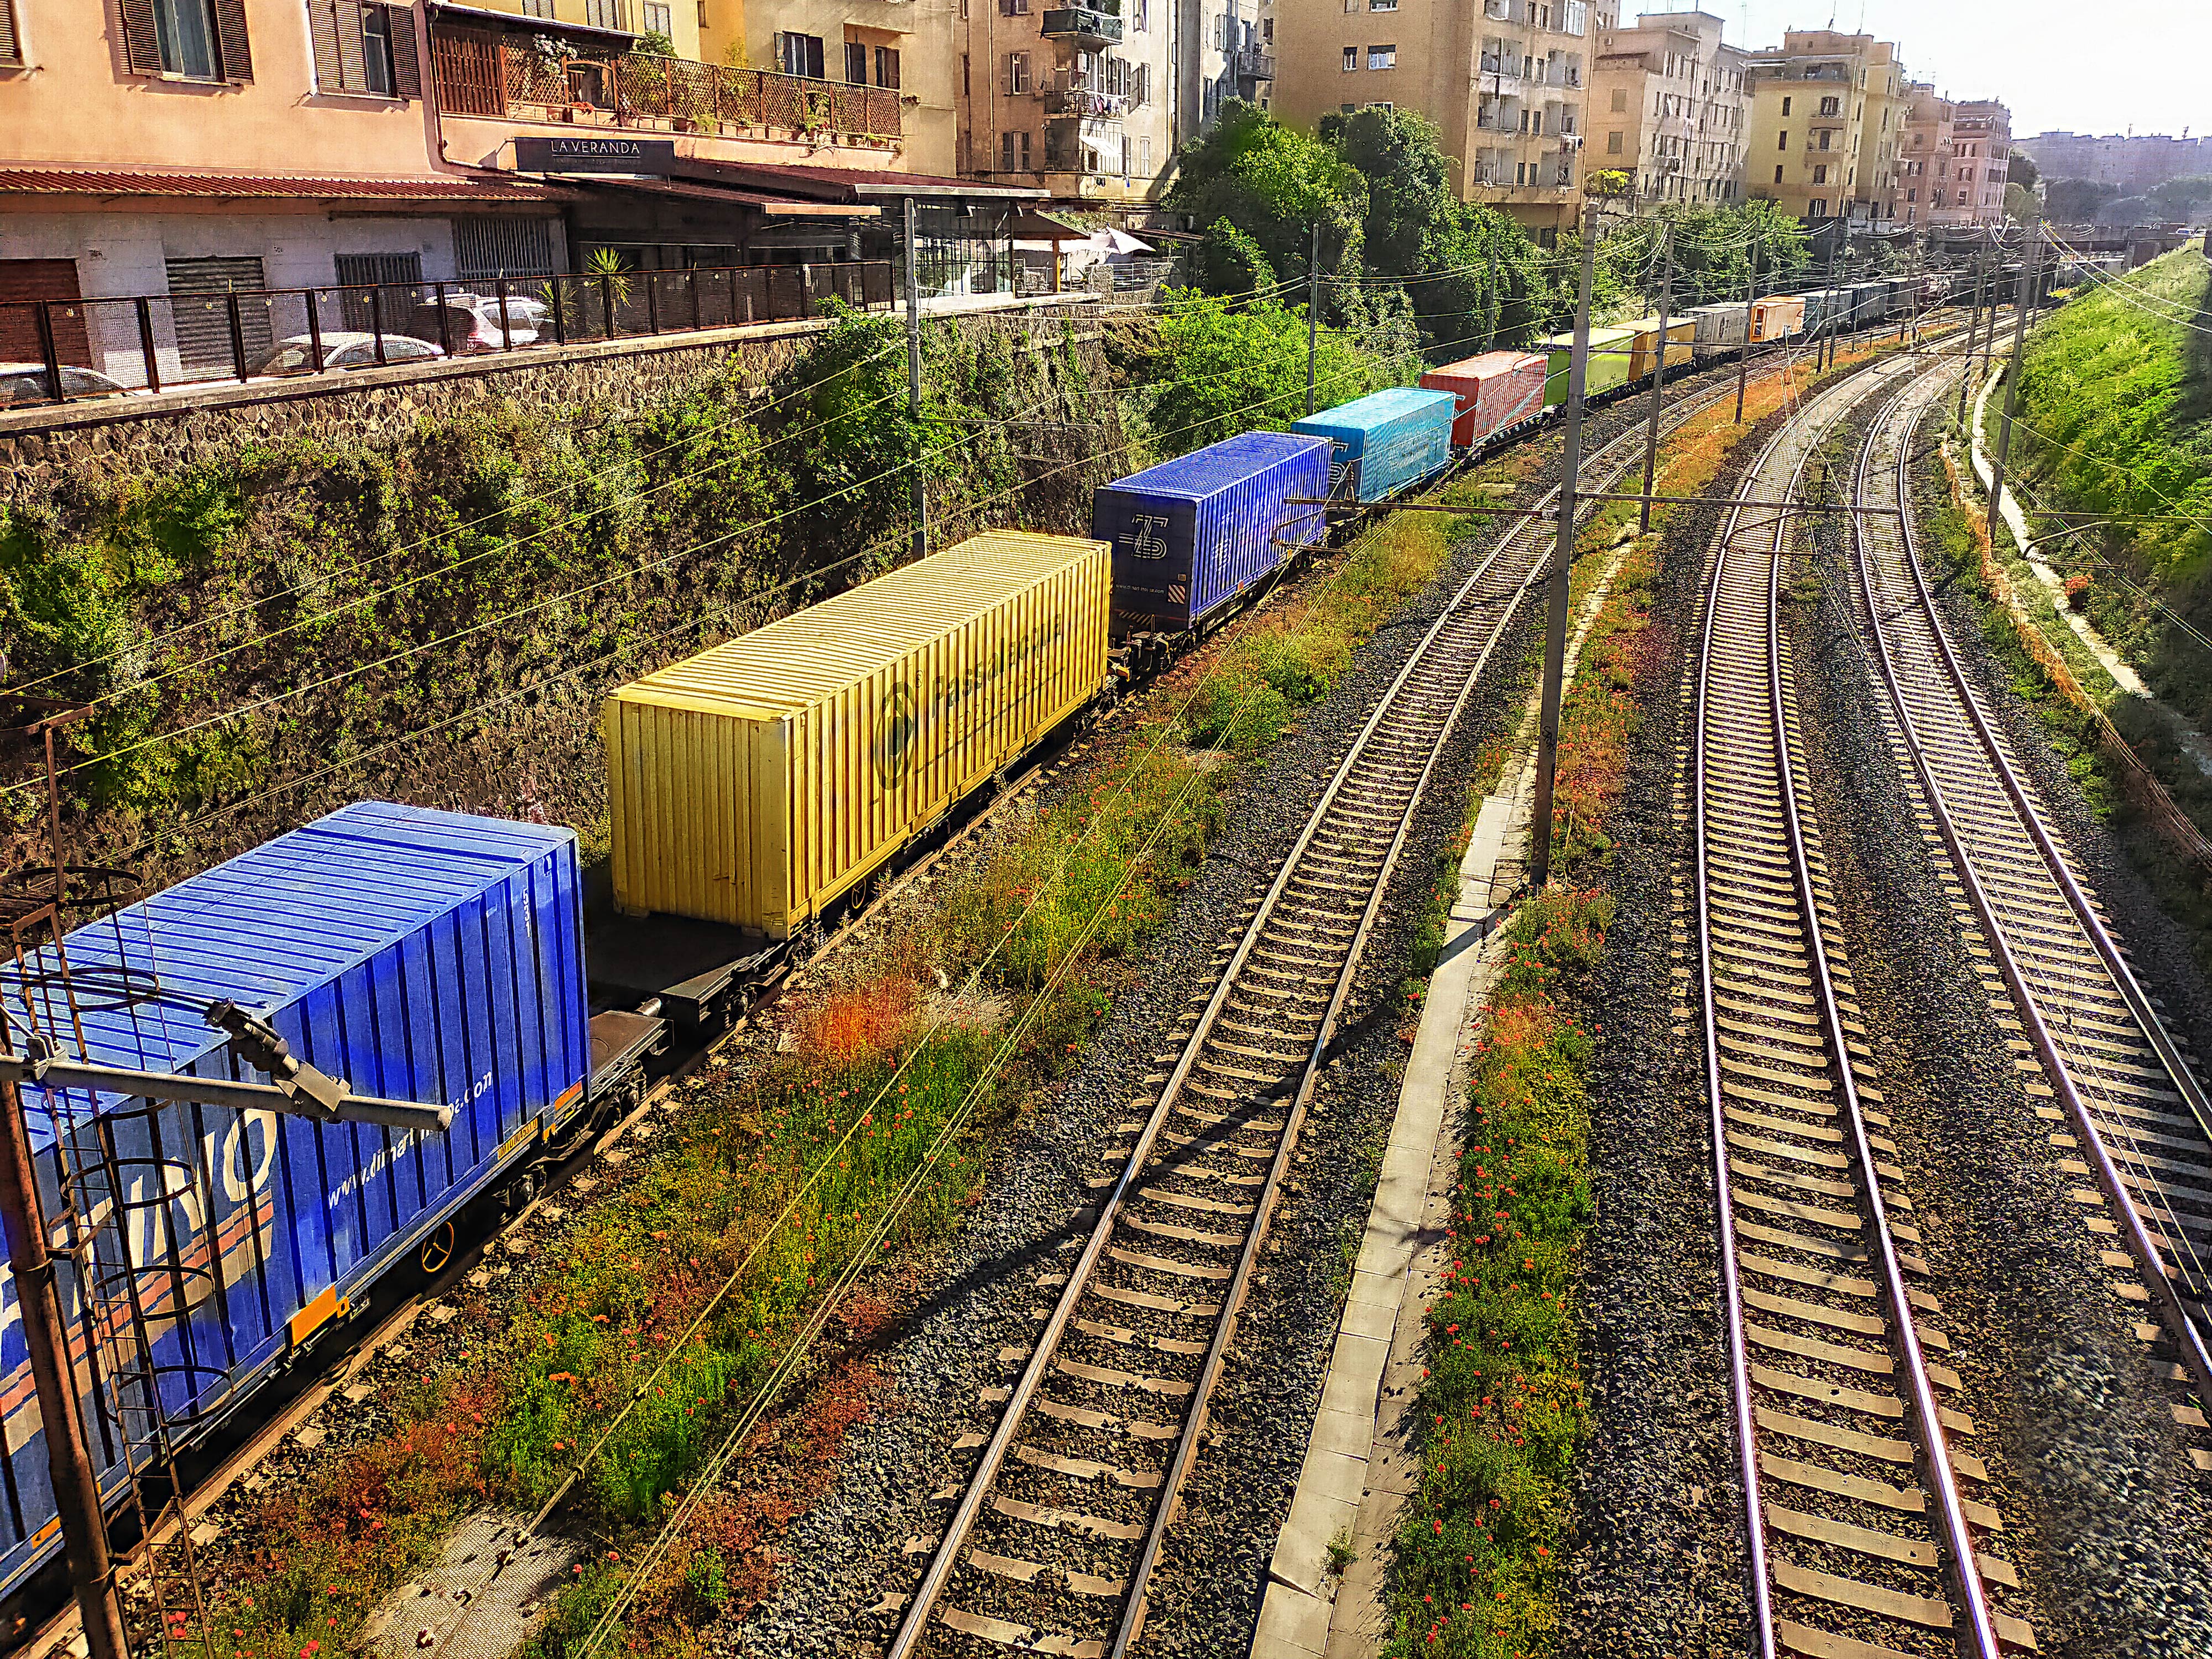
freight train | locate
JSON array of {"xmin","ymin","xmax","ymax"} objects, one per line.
[{"xmin": 0, "ymin": 278, "xmax": 1996, "ymax": 1614}]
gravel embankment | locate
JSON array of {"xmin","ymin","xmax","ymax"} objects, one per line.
[{"xmin": 1786, "ymin": 404, "xmax": 2212, "ymax": 1659}]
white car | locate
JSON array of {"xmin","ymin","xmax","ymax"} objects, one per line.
[
  {"xmin": 0, "ymin": 361, "xmax": 133, "ymax": 406},
  {"xmin": 249, "ymin": 332, "xmax": 446, "ymax": 377}
]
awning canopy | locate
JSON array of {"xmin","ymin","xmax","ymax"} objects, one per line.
[
  {"xmin": 670, "ymin": 158, "xmax": 1047, "ymax": 204},
  {"xmin": 565, "ymin": 176, "xmax": 877, "ymax": 216}
]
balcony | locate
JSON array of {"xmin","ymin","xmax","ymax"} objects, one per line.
[
  {"xmin": 431, "ymin": 28, "xmax": 901, "ymax": 144},
  {"xmin": 1041, "ymin": 6, "xmax": 1124, "ymax": 45},
  {"xmin": 1233, "ymin": 47, "xmax": 1276, "ymax": 82},
  {"xmin": 1044, "ymin": 87, "xmax": 1126, "ymax": 117}
]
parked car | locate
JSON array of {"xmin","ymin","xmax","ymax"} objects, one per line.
[
  {"xmin": 404, "ymin": 291, "xmax": 549, "ymax": 352},
  {"xmin": 249, "ymin": 332, "xmax": 445, "ymax": 377},
  {"xmin": 0, "ymin": 361, "xmax": 133, "ymax": 406}
]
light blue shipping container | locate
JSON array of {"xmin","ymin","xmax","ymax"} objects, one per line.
[
  {"xmin": 0, "ymin": 802, "xmax": 590, "ymax": 1600},
  {"xmin": 1292, "ymin": 387, "xmax": 1458, "ymax": 505},
  {"xmin": 1092, "ymin": 431, "xmax": 1332, "ymax": 629}
]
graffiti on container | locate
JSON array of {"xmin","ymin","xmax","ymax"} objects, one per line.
[{"xmin": 872, "ymin": 613, "xmax": 1068, "ymax": 789}]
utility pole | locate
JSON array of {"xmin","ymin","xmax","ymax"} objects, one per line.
[
  {"xmin": 1735, "ymin": 240, "xmax": 1759, "ymax": 424},
  {"xmin": 904, "ymin": 195, "xmax": 925, "ymax": 560},
  {"xmin": 1821, "ymin": 224, "xmax": 1842, "ymax": 373},
  {"xmin": 1978, "ymin": 232, "xmax": 2001, "ymax": 389},
  {"xmin": 1957, "ymin": 246, "xmax": 1986, "ymax": 425},
  {"xmin": 1639, "ymin": 220, "xmax": 1674, "ymax": 534},
  {"xmin": 0, "ymin": 1071, "xmax": 128, "ymax": 1659},
  {"xmin": 1306, "ymin": 220, "xmax": 1321, "ymax": 416},
  {"xmin": 1484, "ymin": 237, "xmax": 1501, "ymax": 351},
  {"xmin": 1985, "ymin": 215, "xmax": 2042, "ymax": 547},
  {"xmin": 1530, "ymin": 197, "xmax": 1599, "ymax": 889}
]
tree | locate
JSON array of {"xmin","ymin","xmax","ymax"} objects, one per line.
[
  {"xmin": 1194, "ymin": 218, "xmax": 1276, "ymax": 299},
  {"xmin": 2046, "ymin": 177, "xmax": 2122, "ymax": 223},
  {"xmin": 2008, "ymin": 153, "xmax": 2041, "ymax": 189},
  {"xmin": 2004, "ymin": 182, "xmax": 2042, "ymax": 223},
  {"xmin": 1653, "ymin": 199, "xmax": 1812, "ymax": 309},
  {"xmin": 1165, "ymin": 101, "xmax": 1365, "ymax": 290},
  {"xmin": 2094, "ymin": 194, "xmax": 2159, "ymax": 228},
  {"xmin": 2147, "ymin": 175, "xmax": 2212, "ymax": 218},
  {"xmin": 1140, "ymin": 294, "xmax": 1390, "ymax": 451}
]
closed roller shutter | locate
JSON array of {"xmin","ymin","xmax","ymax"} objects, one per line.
[
  {"xmin": 165, "ymin": 255, "xmax": 270, "ymax": 378},
  {"xmin": 334, "ymin": 251, "xmax": 424, "ymax": 333},
  {"xmin": 0, "ymin": 259, "xmax": 93, "ymax": 369},
  {"xmin": 453, "ymin": 216, "xmax": 556, "ymax": 280}
]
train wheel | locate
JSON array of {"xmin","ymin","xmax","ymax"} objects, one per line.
[{"xmin": 418, "ymin": 1220, "xmax": 457, "ymax": 1278}]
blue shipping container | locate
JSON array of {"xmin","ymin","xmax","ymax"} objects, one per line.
[
  {"xmin": 0, "ymin": 802, "xmax": 588, "ymax": 1599},
  {"xmin": 1291, "ymin": 387, "xmax": 1457, "ymax": 505},
  {"xmin": 1092, "ymin": 430, "xmax": 1332, "ymax": 629}
]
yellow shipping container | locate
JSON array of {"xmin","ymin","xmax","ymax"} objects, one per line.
[
  {"xmin": 605, "ymin": 531, "xmax": 1112, "ymax": 936},
  {"xmin": 1621, "ymin": 315, "xmax": 1696, "ymax": 382}
]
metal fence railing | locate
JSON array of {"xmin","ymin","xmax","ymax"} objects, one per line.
[{"xmin": 0, "ymin": 261, "xmax": 898, "ymax": 411}]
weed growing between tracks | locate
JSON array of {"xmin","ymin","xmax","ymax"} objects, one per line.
[
  {"xmin": 182, "ymin": 500, "xmax": 1485, "ymax": 1659},
  {"xmin": 1383, "ymin": 347, "xmax": 1909, "ymax": 1656}
]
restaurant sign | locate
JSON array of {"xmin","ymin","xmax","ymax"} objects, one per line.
[{"xmin": 514, "ymin": 137, "xmax": 678, "ymax": 174}]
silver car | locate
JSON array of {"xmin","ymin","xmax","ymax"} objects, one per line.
[{"xmin": 249, "ymin": 332, "xmax": 446, "ymax": 377}]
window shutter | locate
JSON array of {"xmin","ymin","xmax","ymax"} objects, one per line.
[
  {"xmin": 0, "ymin": 1, "xmax": 20, "ymax": 66},
  {"xmin": 118, "ymin": 0, "xmax": 165, "ymax": 73},
  {"xmin": 211, "ymin": 0, "xmax": 253, "ymax": 79},
  {"xmin": 384, "ymin": 4, "xmax": 421, "ymax": 96},
  {"xmin": 336, "ymin": 1, "xmax": 368, "ymax": 86},
  {"xmin": 309, "ymin": 0, "xmax": 341, "ymax": 82}
]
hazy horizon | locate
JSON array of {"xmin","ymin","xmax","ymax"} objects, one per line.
[{"xmin": 1633, "ymin": 0, "xmax": 2207, "ymax": 142}]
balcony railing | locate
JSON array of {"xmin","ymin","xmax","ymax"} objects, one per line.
[
  {"xmin": 1040, "ymin": 5, "xmax": 1124, "ymax": 42},
  {"xmin": 0, "ymin": 262, "xmax": 897, "ymax": 410},
  {"xmin": 1232, "ymin": 48, "xmax": 1275, "ymax": 81},
  {"xmin": 432, "ymin": 28, "xmax": 901, "ymax": 143},
  {"xmin": 1044, "ymin": 87, "xmax": 1126, "ymax": 117}
]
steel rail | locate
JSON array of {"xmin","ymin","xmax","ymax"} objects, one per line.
[
  {"xmin": 1850, "ymin": 367, "xmax": 2212, "ymax": 1403},
  {"xmin": 889, "ymin": 371, "xmax": 1754, "ymax": 1659},
  {"xmin": 1694, "ymin": 349, "xmax": 2003, "ymax": 1659}
]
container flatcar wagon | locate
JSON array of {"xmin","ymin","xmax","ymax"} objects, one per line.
[
  {"xmin": 0, "ymin": 803, "xmax": 656, "ymax": 1604},
  {"xmin": 1537, "ymin": 325, "xmax": 1638, "ymax": 405},
  {"xmin": 605, "ymin": 532, "xmax": 1112, "ymax": 938},
  {"xmin": 1291, "ymin": 387, "xmax": 1457, "ymax": 504},
  {"xmin": 1621, "ymin": 315, "xmax": 1695, "ymax": 382},
  {"xmin": 1418, "ymin": 351, "xmax": 1546, "ymax": 448},
  {"xmin": 1092, "ymin": 431, "xmax": 1331, "ymax": 632}
]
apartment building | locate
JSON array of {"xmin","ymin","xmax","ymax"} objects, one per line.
[
  {"xmin": 1744, "ymin": 28, "xmax": 1905, "ymax": 227},
  {"xmin": 1275, "ymin": 0, "xmax": 1591, "ymax": 237},
  {"xmin": 0, "ymin": 0, "xmax": 1022, "ymax": 388},
  {"xmin": 1589, "ymin": 8, "xmax": 1747, "ymax": 207},
  {"xmin": 1952, "ymin": 99, "xmax": 2010, "ymax": 225},
  {"xmin": 1898, "ymin": 82, "xmax": 1953, "ymax": 228},
  {"xmin": 2019, "ymin": 129, "xmax": 2212, "ymax": 192},
  {"xmin": 950, "ymin": 0, "xmax": 1266, "ymax": 203}
]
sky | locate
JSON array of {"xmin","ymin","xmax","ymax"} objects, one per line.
[{"xmin": 1652, "ymin": 0, "xmax": 2210, "ymax": 139}]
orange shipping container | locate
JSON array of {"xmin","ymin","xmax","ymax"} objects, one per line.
[
  {"xmin": 1419, "ymin": 350, "xmax": 1547, "ymax": 447},
  {"xmin": 1750, "ymin": 294, "xmax": 1805, "ymax": 342},
  {"xmin": 604, "ymin": 531, "xmax": 1112, "ymax": 936}
]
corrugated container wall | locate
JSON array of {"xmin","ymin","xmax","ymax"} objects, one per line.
[
  {"xmin": 1093, "ymin": 431, "xmax": 1331, "ymax": 630},
  {"xmin": 1291, "ymin": 388, "xmax": 1456, "ymax": 504},
  {"xmin": 1537, "ymin": 326, "xmax": 1637, "ymax": 405},
  {"xmin": 0, "ymin": 802, "xmax": 588, "ymax": 1600},
  {"xmin": 1621, "ymin": 315, "xmax": 1696, "ymax": 382},
  {"xmin": 1688, "ymin": 302, "xmax": 1748, "ymax": 358},
  {"xmin": 1420, "ymin": 351, "xmax": 1546, "ymax": 448},
  {"xmin": 606, "ymin": 533, "xmax": 1112, "ymax": 936}
]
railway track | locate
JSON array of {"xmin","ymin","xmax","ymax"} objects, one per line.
[
  {"xmin": 879, "ymin": 367, "xmax": 1784, "ymax": 1658},
  {"xmin": 1846, "ymin": 361, "xmax": 2212, "ymax": 1457},
  {"xmin": 1692, "ymin": 351, "xmax": 2041, "ymax": 1659}
]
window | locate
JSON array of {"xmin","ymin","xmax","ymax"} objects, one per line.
[
  {"xmin": 0, "ymin": 0, "xmax": 18, "ymax": 65},
  {"xmin": 1609, "ymin": 86, "xmax": 1624, "ymax": 111},
  {"xmin": 846, "ymin": 40, "xmax": 868, "ymax": 82},
  {"xmin": 1773, "ymin": 164, "xmax": 1782, "ymax": 182},
  {"xmin": 125, "ymin": 0, "xmax": 252, "ymax": 80},
  {"xmin": 1370, "ymin": 0, "xmax": 1396, "ymax": 10},
  {"xmin": 775, "ymin": 30, "xmax": 825, "ymax": 76},
  {"xmin": 642, "ymin": 1, "xmax": 672, "ymax": 34},
  {"xmin": 520, "ymin": 0, "xmax": 554, "ymax": 14},
  {"xmin": 1809, "ymin": 196, "xmax": 1827, "ymax": 216},
  {"xmin": 1819, "ymin": 94, "xmax": 1838, "ymax": 116},
  {"xmin": 1516, "ymin": 161, "xmax": 1527, "ymax": 185},
  {"xmin": 875, "ymin": 45, "xmax": 899, "ymax": 86},
  {"xmin": 1342, "ymin": 45, "xmax": 1357, "ymax": 70},
  {"xmin": 1777, "ymin": 131, "xmax": 1787, "ymax": 150},
  {"xmin": 1004, "ymin": 50, "xmax": 1029, "ymax": 92},
  {"xmin": 1812, "ymin": 163, "xmax": 1827, "ymax": 183},
  {"xmin": 961, "ymin": 53, "xmax": 969, "ymax": 96},
  {"xmin": 1140, "ymin": 137, "xmax": 1152, "ymax": 170},
  {"xmin": 585, "ymin": 0, "xmax": 627, "ymax": 27},
  {"xmin": 999, "ymin": 0, "xmax": 1031, "ymax": 13},
  {"xmin": 1120, "ymin": 135, "xmax": 1130, "ymax": 176},
  {"xmin": 1133, "ymin": 0, "xmax": 1147, "ymax": 27},
  {"xmin": 1366, "ymin": 44, "xmax": 1395, "ymax": 69},
  {"xmin": 306, "ymin": 2, "xmax": 416, "ymax": 97},
  {"xmin": 1818, "ymin": 128, "xmax": 1830, "ymax": 150},
  {"xmin": 998, "ymin": 129, "xmax": 1032, "ymax": 169},
  {"xmin": 1606, "ymin": 129, "xmax": 1621, "ymax": 153},
  {"xmin": 1780, "ymin": 95, "xmax": 1790, "ymax": 116}
]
